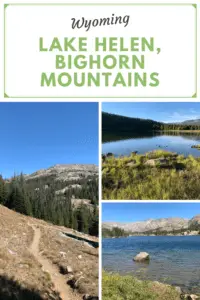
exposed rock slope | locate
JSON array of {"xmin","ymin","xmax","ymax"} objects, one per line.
[
  {"xmin": 103, "ymin": 217, "xmax": 191, "ymax": 233},
  {"xmin": 188, "ymin": 215, "xmax": 200, "ymax": 229},
  {"xmin": 24, "ymin": 164, "xmax": 98, "ymax": 182}
]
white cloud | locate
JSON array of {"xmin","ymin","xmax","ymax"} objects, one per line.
[{"xmin": 163, "ymin": 110, "xmax": 200, "ymax": 123}]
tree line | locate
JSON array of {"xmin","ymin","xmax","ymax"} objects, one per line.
[
  {"xmin": 102, "ymin": 112, "xmax": 161, "ymax": 135},
  {"xmin": 160, "ymin": 123, "xmax": 200, "ymax": 131},
  {"xmin": 0, "ymin": 174, "xmax": 98, "ymax": 236},
  {"xmin": 102, "ymin": 227, "xmax": 129, "ymax": 238},
  {"xmin": 102, "ymin": 112, "xmax": 200, "ymax": 136},
  {"xmin": 102, "ymin": 226, "xmax": 200, "ymax": 237}
]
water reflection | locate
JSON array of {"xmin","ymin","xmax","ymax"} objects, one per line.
[{"xmin": 102, "ymin": 132, "xmax": 200, "ymax": 157}]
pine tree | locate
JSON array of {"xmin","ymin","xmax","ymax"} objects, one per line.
[
  {"xmin": 89, "ymin": 205, "xmax": 99, "ymax": 236},
  {"xmin": 71, "ymin": 211, "xmax": 78, "ymax": 230},
  {"xmin": 8, "ymin": 184, "xmax": 26, "ymax": 214},
  {"xmin": 0, "ymin": 176, "xmax": 7, "ymax": 204},
  {"xmin": 2, "ymin": 172, "xmax": 98, "ymax": 236}
]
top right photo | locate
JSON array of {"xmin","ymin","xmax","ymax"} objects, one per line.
[{"xmin": 102, "ymin": 102, "xmax": 200, "ymax": 200}]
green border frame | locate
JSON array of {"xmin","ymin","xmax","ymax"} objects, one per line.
[{"xmin": 4, "ymin": 3, "xmax": 197, "ymax": 98}]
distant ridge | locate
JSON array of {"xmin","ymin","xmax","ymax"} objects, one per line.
[
  {"xmin": 103, "ymin": 214, "xmax": 200, "ymax": 233},
  {"xmin": 179, "ymin": 119, "xmax": 200, "ymax": 125}
]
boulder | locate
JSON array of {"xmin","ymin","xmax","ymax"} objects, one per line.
[
  {"xmin": 59, "ymin": 264, "xmax": 73, "ymax": 275},
  {"xmin": 175, "ymin": 286, "xmax": 182, "ymax": 294},
  {"xmin": 59, "ymin": 251, "xmax": 66, "ymax": 258},
  {"xmin": 144, "ymin": 158, "xmax": 168, "ymax": 167},
  {"xmin": 83, "ymin": 295, "xmax": 99, "ymax": 300},
  {"xmin": 183, "ymin": 295, "xmax": 199, "ymax": 300},
  {"xmin": 144, "ymin": 159, "xmax": 156, "ymax": 166},
  {"xmin": 182, "ymin": 294, "xmax": 199, "ymax": 300},
  {"xmin": 187, "ymin": 295, "xmax": 199, "ymax": 300},
  {"xmin": 126, "ymin": 160, "xmax": 137, "ymax": 167},
  {"xmin": 133, "ymin": 252, "xmax": 150, "ymax": 262}
]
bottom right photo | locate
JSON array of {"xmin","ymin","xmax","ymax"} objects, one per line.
[{"xmin": 102, "ymin": 203, "xmax": 200, "ymax": 300}]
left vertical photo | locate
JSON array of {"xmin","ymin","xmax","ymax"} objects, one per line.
[{"xmin": 0, "ymin": 102, "xmax": 99, "ymax": 300}]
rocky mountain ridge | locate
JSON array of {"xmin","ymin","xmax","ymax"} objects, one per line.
[
  {"xmin": 103, "ymin": 215, "xmax": 200, "ymax": 233},
  {"xmin": 180, "ymin": 119, "xmax": 200, "ymax": 125},
  {"xmin": 24, "ymin": 164, "xmax": 98, "ymax": 182}
]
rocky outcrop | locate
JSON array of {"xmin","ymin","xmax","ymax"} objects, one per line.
[
  {"xmin": 20, "ymin": 164, "xmax": 98, "ymax": 210},
  {"xmin": 183, "ymin": 295, "xmax": 199, "ymax": 300},
  {"xmin": 144, "ymin": 159, "xmax": 157, "ymax": 166},
  {"xmin": 55, "ymin": 185, "xmax": 82, "ymax": 195},
  {"xmin": 59, "ymin": 264, "xmax": 73, "ymax": 275},
  {"xmin": 126, "ymin": 160, "xmax": 137, "ymax": 167},
  {"xmin": 133, "ymin": 252, "xmax": 150, "ymax": 262},
  {"xmin": 144, "ymin": 158, "xmax": 168, "ymax": 167},
  {"xmin": 71, "ymin": 199, "xmax": 95, "ymax": 211},
  {"xmin": 188, "ymin": 215, "xmax": 200, "ymax": 230}
]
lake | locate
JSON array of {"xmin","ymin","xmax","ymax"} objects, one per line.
[
  {"xmin": 103, "ymin": 236, "xmax": 200, "ymax": 294},
  {"xmin": 102, "ymin": 133, "xmax": 200, "ymax": 157}
]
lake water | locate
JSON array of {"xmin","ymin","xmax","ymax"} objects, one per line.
[
  {"xmin": 103, "ymin": 236, "xmax": 200, "ymax": 294},
  {"xmin": 102, "ymin": 133, "xmax": 200, "ymax": 157}
]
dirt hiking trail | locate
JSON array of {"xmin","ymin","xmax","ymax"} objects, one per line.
[{"xmin": 29, "ymin": 224, "xmax": 81, "ymax": 300}]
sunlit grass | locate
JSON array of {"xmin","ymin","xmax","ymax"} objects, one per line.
[
  {"xmin": 102, "ymin": 150, "xmax": 200, "ymax": 200},
  {"xmin": 102, "ymin": 271, "xmax": 180, "ymax": 300}
]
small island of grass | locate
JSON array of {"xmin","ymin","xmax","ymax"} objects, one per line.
[{"xmin": 191, "ymin": 145, "xmax": 200, "ymax": 149}]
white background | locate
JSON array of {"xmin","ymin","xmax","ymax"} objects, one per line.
[
  {"xmin": 0, "ymin": 1, "xmax": 200, "ymax": 300},
  {"xmin": 4, "ymin": 4, "xmax": 197, "ymax": 98}
]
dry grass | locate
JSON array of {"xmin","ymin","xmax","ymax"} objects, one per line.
[
  {"xmin": 0, "ymin": 205, "xmax": 59, "ymax": 299},
  {"xmin": 0, "ymin": 205, "xmax": 99, "ymax": 299},
  {"xmin": 39, "ymin": 226, "xmax": 99, "ymax": 297}
]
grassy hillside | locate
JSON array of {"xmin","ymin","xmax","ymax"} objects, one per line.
[{"xmin": 0, "ymin": 205, "xmax": 98, "ymax": 299}]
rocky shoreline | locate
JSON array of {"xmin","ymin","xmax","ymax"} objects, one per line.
[{"xmin": 103, "ymin": 270, "xmax": 200, "ymax": 300}]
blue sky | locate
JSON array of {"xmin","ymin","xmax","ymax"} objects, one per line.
[
  {"xmin": 0, "ymin": 103, "xmax": 98, "ymax": 178},
  {"xmin": 102, "ymin": 203, "xmax": 200, "ymax": 222},
  {"xmin": 102, "ymin": 102, "xmax": 200, "ymax": 123}
]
